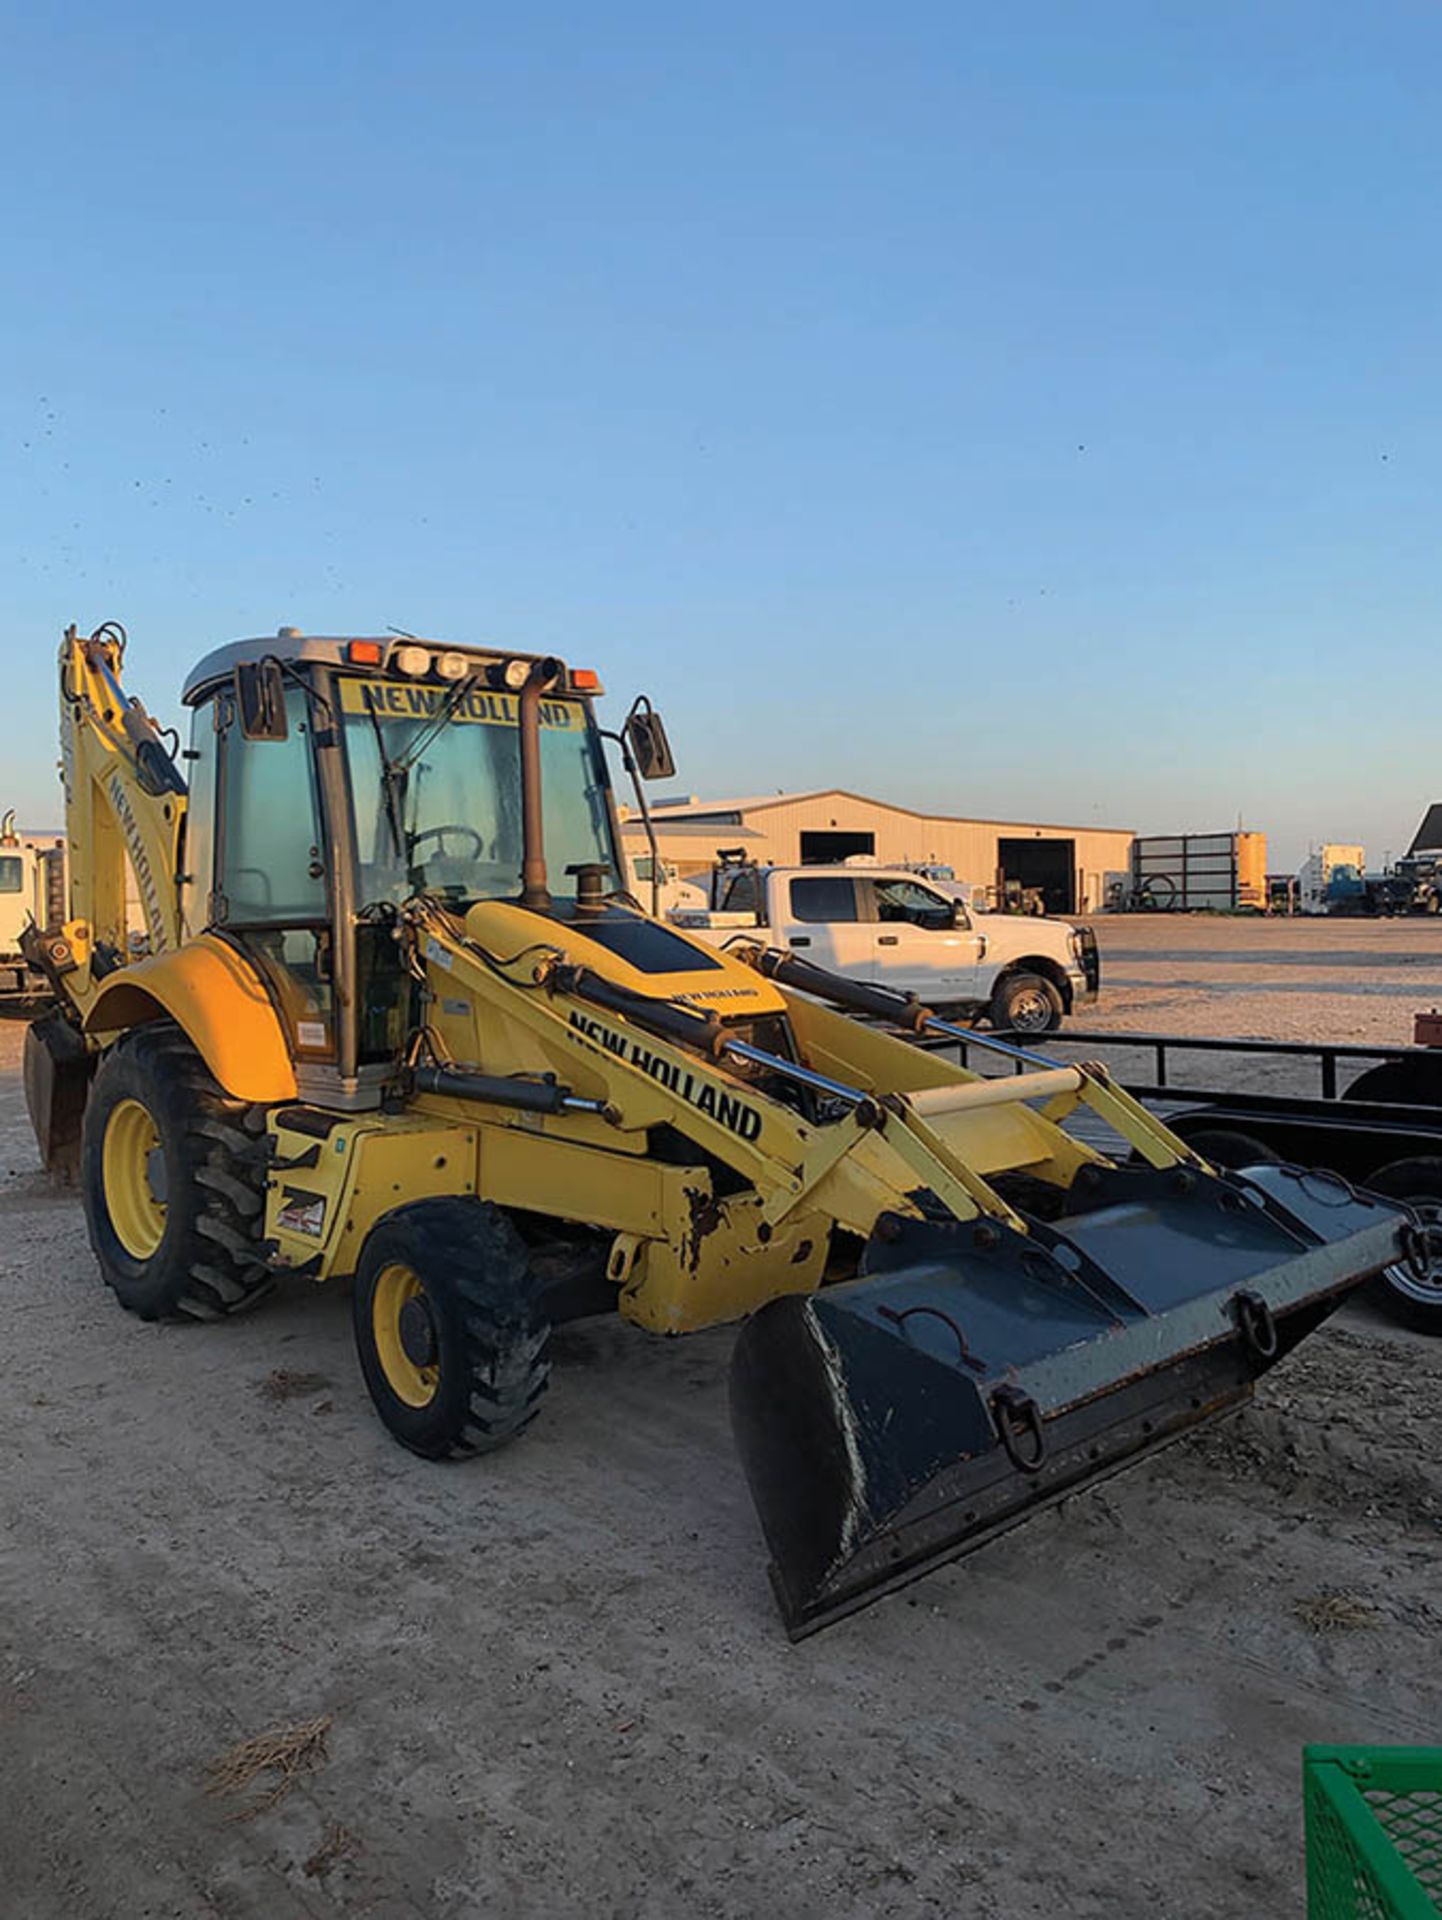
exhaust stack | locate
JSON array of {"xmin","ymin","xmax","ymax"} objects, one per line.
[{"xmin": 518, "ymin": 657, "xmax": 562, "ymax": 911}]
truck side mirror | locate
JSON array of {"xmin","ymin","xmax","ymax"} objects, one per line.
[
  {"xmin": 234, "ymin": 660, "xmax": 288, "ymax": 741},
  {"xmin": 623, "ymin": 697, "xmax": 676, "ymax": 781}
]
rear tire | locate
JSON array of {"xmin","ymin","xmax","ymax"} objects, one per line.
[
  {"xmin": 989, "ymin": 972, "xmax": 1064, "ymax": 1034},
  {"xmin": 81, "ymin": 1024, "xmax": 272, "ymax": 1320},
  {"xmin": 353, "ymin": 1198, "xmax": 552, "ymax": 1459},
  {"xmin": 1361, "ymin": 1157, "xmax": 1442, "ymax": 1334}
]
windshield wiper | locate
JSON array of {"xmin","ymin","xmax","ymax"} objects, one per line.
[
  {"xmin": 364, "ymin": 672, "xmax": 483, "ymax": 862},
  {"xmin": 365, "ymin": 698, "xmax": 408, "ymax": 859},
  {"xmin": 388, "ymin": 672, "xmax": 483, "ymax": 780}
]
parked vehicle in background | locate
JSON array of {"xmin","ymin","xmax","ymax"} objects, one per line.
[
  {"xmin": 992, "ymin": 877, "xmax": 1048, "ymax": 916},
  {"xmin": 671, "ymin": 856, "xmax": 1099, "ymax": 1031},
  {"xmin": 623, "ymin": 847, "xmax": 707, "ymax": 918},
  {"xmin": 0, "ymin": 812, "xmax": 65, "ymax": 994},
  {"xmin": 1356, "ymin": 805, "xmax": 1442, "ymax": 915},
  {"xmin": 1374, "ymin": 852, "xmax": 1442, "ymax": 916},
  {"xmin": 1296, "ymin": 844, "xmax": 1366, "ymax": 915}
]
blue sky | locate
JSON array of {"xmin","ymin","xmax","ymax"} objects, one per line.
[{"xmin": 2, "ymin": 2, "xmax": 1438, "ymax": 868}]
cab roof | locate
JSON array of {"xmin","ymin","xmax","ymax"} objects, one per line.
[{"xmin": 181, "ymin": 632, "xmax": 572, "ymax": 706}]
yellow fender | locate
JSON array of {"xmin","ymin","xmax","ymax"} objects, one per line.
[{"xmin": 84, "ymin": 935, "xmax": 297, "ymax": 1103}]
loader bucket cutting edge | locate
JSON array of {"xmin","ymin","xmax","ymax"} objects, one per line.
[{"xmin": 730, "ymin": 1168, "xmax": 1410, "ymax": 1639}]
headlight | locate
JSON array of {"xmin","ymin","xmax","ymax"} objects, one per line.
[
  {"xmin": 500, "ymin": 658, "xmax": 530, "ymax": 691},
  {"xmin": 393, "ymin": 644, "xmax": 430, "ymax": 677},
  {"xmin": 435, "ymin": 650, "xmax": 469, "ymax": 680}
]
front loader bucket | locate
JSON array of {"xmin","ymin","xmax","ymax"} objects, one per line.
[{"xmin": 731, "ymin": 1163, "xmax": 1410, "ymax": 1638}]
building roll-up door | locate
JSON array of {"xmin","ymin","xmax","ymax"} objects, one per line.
[{"xmin": 996, "ymin": 837, "xmax": 1076, "ymax": 915}]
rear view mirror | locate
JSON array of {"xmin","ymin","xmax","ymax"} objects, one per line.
[
  {"xmin": 623, "ymin": 697, "xmax": 676, "ymax": 782},
  {"xmin": 234, "ymin": 659, "xmax": 288, "ymax": 741}
]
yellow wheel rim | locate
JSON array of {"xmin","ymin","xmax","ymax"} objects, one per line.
[
  {"xmin": 372, "ymin": 1262, "xmax": 440, "ymax": 1408},
  {"xmin": 103, "ymin": 1097, "xmax": 168, "ymax": 1259}
]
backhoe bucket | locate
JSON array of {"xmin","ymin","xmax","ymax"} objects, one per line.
[
  {"xmin": 731, "ymin": 1162, "xmax": 1411, "ymax": 1637},
  {"xmin": 23, "ymin": 1011, "xmax": 93, "ymax": 1180}
]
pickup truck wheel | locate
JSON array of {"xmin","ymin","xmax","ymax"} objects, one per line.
[
  {"xmin": 1362, "ymin": 1158, "xmax": 1442, "ymax": 1333},
  {"xmin": 990, "ymin": 973, "xmax": 1063, "ymax": 1034}
]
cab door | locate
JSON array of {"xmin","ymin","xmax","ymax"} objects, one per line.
[
  {"xmin": 208, "ymin": 684, "xmax": 340, "ymax": 1067},
  {"xmin": 775, "ymin": 873, "xmax": 874, "ymax": 977},
  {"xmin": 863, "ymin": 877, "xmax": 987, "ymax": 1001}
]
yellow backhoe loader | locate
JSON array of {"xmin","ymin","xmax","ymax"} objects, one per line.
[{"xmin": 22, "ymin": 623, "xmax": 1421, "ymax": 1635}]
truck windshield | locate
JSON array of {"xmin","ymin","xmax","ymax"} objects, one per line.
[{"xmin": 340, "ymin": 677, "xmax": 615, "ymax": 908}]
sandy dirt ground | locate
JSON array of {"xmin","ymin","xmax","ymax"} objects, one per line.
[
  {"xmin": 4, "ymin": 918, "xmax": 1442, "ymax": 1919},
  {"xmin": 1081, "ymin": 910, "xmax": 1442, "ymax": 1051}
]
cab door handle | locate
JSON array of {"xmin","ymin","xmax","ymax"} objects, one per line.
[
  {"xmin": 790, "ymin": 936, "xmax": 811, "ymax": 947},
  {"xmin": 878, "ymin": 934, "xmax": 899, "ymax": 946}
]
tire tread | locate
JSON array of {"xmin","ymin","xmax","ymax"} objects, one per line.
[
  {"xmin": 81, "ymin": 1023, "xmax": 272, "ymax": 1321},
  {"xmin": 354, "ymin": 1197, "xmax": 552, "ymax": 1459}
]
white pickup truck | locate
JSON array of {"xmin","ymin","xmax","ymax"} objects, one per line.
[{"xmin": 671, "ymin": 862, "xmax": 1099, "ymax": 1032}]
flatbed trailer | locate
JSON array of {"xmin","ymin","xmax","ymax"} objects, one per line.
[{"xmin": 919, "ymin": 1026, "xmax": 1442, "ymax": 1332}]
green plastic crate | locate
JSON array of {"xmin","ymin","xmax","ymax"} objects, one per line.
[{"xmin": 1305, "ymin": 1747, "xmax": 1442, "ymax": 1919}]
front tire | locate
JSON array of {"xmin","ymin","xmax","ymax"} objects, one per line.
[
  {"xmin": 353, "ymin": 1198, "xmax": 552, "ymax": 1459},
  {"xmin": 81, "ymin": 1024, "xmax": 271, "ymax": 1320},
  {"xmin": 989, "ymin": 972, "xmax": 1064, "ymax": 1034}
]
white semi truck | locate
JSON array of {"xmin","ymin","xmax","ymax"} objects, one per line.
[
  {"xmin": 0, "ymin": 814, "xmax": 65, "ymax": 994},
  {"xmin": 672, "ymin": 859, "xmax": 1099, "ymax": 1032}
]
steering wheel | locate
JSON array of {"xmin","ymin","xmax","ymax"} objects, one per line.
[{"xmin": 409, "ymin": 825, "xmax": 487, "ymax": 861}]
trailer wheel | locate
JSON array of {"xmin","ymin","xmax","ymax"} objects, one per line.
[
  {"xmin": 1345, "ymin": 1058, "xmax": 1442, "ymax": 1105},
  {"xmin": 81, "ymin": 1024, "xmax": 272, "ymax": 1320},
  {"xmin": 1362, "ymin": 1158, "xmax": 1442, "ymax": 1333},
  {"xmin": 353, "ymin": 1197, "xmax": 552, "ymax": 1459},
  {"xmin": 1182, "ymin": 1128, "xmax": 1282, "ymax": 1170},
  {"xmin": 990, "ymin": 973, "xmax": 1064, "ymax": 1034}
]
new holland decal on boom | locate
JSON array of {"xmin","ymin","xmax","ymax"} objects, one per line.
[{"xmin": 567, "ymin": 1010, "xmax": 765, "ymax": 1141}]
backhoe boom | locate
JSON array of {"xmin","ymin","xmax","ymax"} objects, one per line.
[{"xmin": 50, "ymin": 622, "xmax": 187, "ymax": 1017}]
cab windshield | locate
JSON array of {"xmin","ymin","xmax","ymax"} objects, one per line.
[{"xmin": 340, "ymin": 676, "xmax": 616, "ymax": 909}]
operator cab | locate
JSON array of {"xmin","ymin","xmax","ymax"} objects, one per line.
[{"xmin": 180, "ymin": 629, "xmax": 672, "ymax": 1105}]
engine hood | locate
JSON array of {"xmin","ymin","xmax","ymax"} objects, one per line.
[{"xmin": 465, "ymin": 899, "xmax": 787, "ymax": 1018}]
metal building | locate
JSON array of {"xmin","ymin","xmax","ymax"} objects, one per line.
[{"xmin": 628, "ymin": 789, "xmax": 1134, "ymax": 915}]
